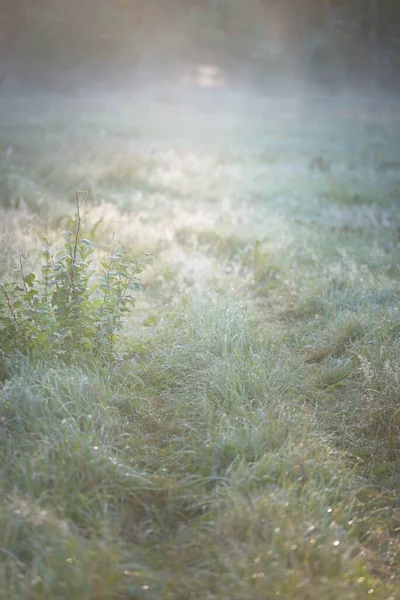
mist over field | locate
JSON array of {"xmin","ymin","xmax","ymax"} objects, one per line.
[{"xmin": 0, "ymin": 2, "xmax": 399, "ymax": 599}]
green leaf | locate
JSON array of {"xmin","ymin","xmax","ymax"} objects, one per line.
[
  {"xmin": 36, "ymin": 331, "xmax": 49, "ymax": 346},
  {"xmin": 81, "ymin": 337, "xmax": 93, "ymax": 350},
  {"xmin": 24, "ymin": 273, "xmax": 36, "ymax": 287}
]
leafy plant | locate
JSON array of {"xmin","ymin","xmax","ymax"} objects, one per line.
[{"xmin": 0, "ymin": 192, "xmax": 150, "ymax": 365}]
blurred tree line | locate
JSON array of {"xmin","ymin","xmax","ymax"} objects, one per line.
[{"xmin": 0, "ymin": 0, "xmax": 399, "ymax": 90}]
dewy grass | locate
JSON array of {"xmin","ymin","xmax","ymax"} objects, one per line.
[{"xmin": 0, "ymin": 90, "xmax": 399, "ymax": 598}]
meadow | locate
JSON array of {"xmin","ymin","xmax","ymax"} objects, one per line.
[{"xmin": 0, "ymin": 84, "xmax": 399, "ymax": 599}]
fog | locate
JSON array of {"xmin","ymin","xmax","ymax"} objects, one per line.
[
  {"xmin": 0, "ymin": 0, "xmax": 399, "ymax": 215},
  {"xmin": 1, "ymin": 1, "xmax": 399, "ymax": 100}
]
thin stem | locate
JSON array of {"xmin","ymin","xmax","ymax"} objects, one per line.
[
  {"xmin": 19, "ymin": 252, "xmax": 43, "ymax": 331},
  {"xmin": 42, "ymin": 243, "xmax": 51, "ymax": 304},
  {"xmin": 68, "ymin": 191, "xmax": 82, "ymax": 303},
  {"xmin": 0, "ymin": 284, "xmax": 18, "ymax": 325},
  {"xmin": 19, "ymin": 253, "xmax": 28, "ymax": 294},
  {"xmin": 72, "ymin": 191, "xmax": 81, "ymax": 266}
]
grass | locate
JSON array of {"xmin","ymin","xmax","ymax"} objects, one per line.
[{"xmin": 0, "ymin": 86, "xmax": 399, "ymax": 599}]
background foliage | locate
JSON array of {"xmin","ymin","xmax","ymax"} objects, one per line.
[{"xmin": 1, "ymin": 0, "xmax": 400, "ymax": 89}]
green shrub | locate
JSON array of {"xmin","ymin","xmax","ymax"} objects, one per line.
[{"xmin": 0, "ymin": 192, "xmax": 150, "ymax": 366}]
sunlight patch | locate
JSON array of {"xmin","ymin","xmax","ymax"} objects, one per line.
[{"xmin": 181, "ymin": 64, "xmax": 227, "ymax": 88}]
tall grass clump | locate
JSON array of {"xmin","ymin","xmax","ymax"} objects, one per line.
[{"xmin": 0, "ymin": 192, "xmax": 149, "ymax": 371}]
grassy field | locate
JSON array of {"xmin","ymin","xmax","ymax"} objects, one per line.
[{"xmin": 0, "ymin": 85, "xmax": 399, "ymax": 599}]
